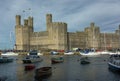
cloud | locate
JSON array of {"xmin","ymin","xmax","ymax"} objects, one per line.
[{"xmin": 0, "ymin": 0, "xmax": 120, "ymax": 49}]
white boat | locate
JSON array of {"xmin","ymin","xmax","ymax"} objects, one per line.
[
  {"xmin": 27, "ymin": 52, "xmax": 43, "ymax": 56},
  {"xmin": 1, "ymin": 52, "xmax": 18, "ymax": 56},
  {"xmin": 96, "ymin": 50, "xmax": 111, "ymax": 55},
  {"xmin": 79, "ymin": 49, "xmax": 99, "ymax": 56},
  {"xmin": 27, "ymin": 50, "xmax": 43, "ymax": 56},
  {"xmin": 37, "ymin": 52, "xmax": 43, "ymax": 55},
  {"xmin": 109, "ymin": 51, "xmax": 120, "ymax": 55},
  {"xmin": 50, "ymin": 51, "xmax": 59, "ymax": 55},
  {"xmin": 80, "ymin": 52, "xmax": 99, "ymax": 56},
  {"xmin": 108, "ymin": 54, "xmax": 120, "ymax": 71},
  {"xmin": 64, "ymin": 51, "xmax": 74, "ymax": 55}
]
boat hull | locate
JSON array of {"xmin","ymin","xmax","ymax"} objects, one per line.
[
  {"xmin": 1, "ymin": 52, "xmax": 18, "ymax": 56},
  {"xmin": 108, "ymin": 62, "xmax": 120, "ymax": 71},
  {"xmin": 35, "ymin": 67, "xmax": 52, "ymax": 80},
  {"xmin": 22, "ymin": 58, "xmax": 42, "ymax": 64},
  {"xmin": 80, "ymin": 52, "xmax": 99, "ymax": 56},
  {"xmin": 51, "ymin": 59, "xmax": 64, "ymax": 64},
  {"xmin": 0, "ymin": 58, "xmax": 13, "ymax": 63},
  {"xmin": 24, "ymin": 64, "xmax": 35, "ymax": 70},
  {"xmin": 64, "ymin": 52, "xmax": 74, "ymax": 55},
  {"xmin": 51, "ymin": 57, "xmax": 64, "ymax": 64},
  {"xmin": 81, "ymin": 60, "xmax": 90, "ymax": 64},
  {"xmin": 0, "ymin": 57, "xmax": 13, "ymax": 63}
]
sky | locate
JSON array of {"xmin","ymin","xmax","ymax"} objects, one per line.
[{"xmin": 0, "ymin": 0, "xmax": 120, "ymax": 49}]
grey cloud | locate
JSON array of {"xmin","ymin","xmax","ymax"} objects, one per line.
[{"xmin": 0, "ymin": 0, "xmax": 120, "ymax": 49}]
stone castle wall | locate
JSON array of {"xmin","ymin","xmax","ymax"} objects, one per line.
[
  {"xmin": 15, "ymin": 14, "xmax": 120, "ymax": 51},
  {"xmin": 15, "ymin": 14, "xmax": 68, "ymax": 50}
]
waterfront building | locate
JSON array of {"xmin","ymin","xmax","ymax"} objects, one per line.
[{"xmin": 15, "ymin": 14, "xmax": 120, "ymax": 51}]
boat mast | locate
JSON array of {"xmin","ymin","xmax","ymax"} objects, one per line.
[
  {"xmin": 69, "ymin": 38, "xmax": 71, "ymax": 50},
  {"xmin": 119, "ymin": 26, "xmax": 120, "ymax": 50},
  {"xmin": 36, "ymin": 32, "xmax": 38, "ymax": 51},
  {"xmin": 37, "ymin": 33, "xmax": 39, "ymax": 51},
  {"xmin": 10, "ymin": 31, "xmax": 12, "ymax": 49},
  {"xmin": 93, "ymin": 26, "xmax": 95, "ymax": 49},
  {"xmin": 104, "ymin": 32, "xmax": 106, "ymax": 51}
]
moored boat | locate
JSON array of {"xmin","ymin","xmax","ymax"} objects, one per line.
[
  {"xmin": 79, "ymin": 48, "xmax": 99, "ymax": 56},
  {"xmin": 27, "ymin": 50, "xmax": 43, "ymax": 56},
  {"xmin": 0, "ymin": 76, "xmax": 7, "ymax": 81},
  {"xmin": 24, "ymin": 64, "xmax": 35, "ymax": 71},
  {"xmin": 108, "ymin": 54, "xmax": 120, "ymax": 71},
  {"xmin": 22, "ymin": 55, "xmax": 42, "ymax": 63},
  {"xmin": 22, "ymin": 50, "xmax": 43, "ymax": 63},
  {"xmin": 35, "ymin": 67, "xmax": 52, "ymax": 80},
  {"xmin": 50, "ymin": 51, "xmax": 59, "ymax": 55},
  {"xmin": 64, "ymin": 51, "xmax": 74, "ymax": 55},
  {"xmin": 51, "ymin": 57, "xmax": 64, "ymax": 64},
  {"xmin": 0, "ymin": 56, "xmax": 13, "ymax": 63},
  {"xmin": 80, "ymin": 57, "xmax": 90, "ymax": 65},
  {"xmin": 1, "ymin": 52, "xmax": 18, "ymax": 56}
]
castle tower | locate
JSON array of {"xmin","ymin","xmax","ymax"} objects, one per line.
[
  {"xmin": 28, "ymin": 16, "xmax": 33, "ymax": 27},
  {"xmin": 85, "ymin": 22, "xmax": 100, "ymax": 49},
  {"xmin": 15, "ymin": 15, "xmax": 23, "ymax": 50},
  {"xmin": 90, "ymin": 22, "xmax": 95, "ymax": 27},
  {"xmin": 15, "ymin": 15, "xmax": 31, "ymax": 51},
  {"xmin": 24, "ymin": 19, "xmax": 28, "ymax": 26},
  {"xmin": 16, "ymin": 15, "xmax": 21, "ymax": 25},
  {"xmin": 46, "ymin": 14, "xmax": 52, "ymax": 31}
]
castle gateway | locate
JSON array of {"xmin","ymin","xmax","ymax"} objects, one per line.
[{"xmin": 15, "ymin": 14, "xmax": 120, "ymax": 51}]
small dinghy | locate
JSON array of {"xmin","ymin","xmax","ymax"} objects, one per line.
[
  {"xmin": 24, "ymin": 64, "xmax": 35, "ymax": 71},
  {"xmin": 35, "ymin": 67, "xmax": 52, "ymax": 80}
]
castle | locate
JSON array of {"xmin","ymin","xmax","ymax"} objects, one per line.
[{"xmin": 15, "ymin": 14, "xmax": 120, "ymax": 51}]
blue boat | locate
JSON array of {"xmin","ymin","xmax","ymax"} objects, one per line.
[
  {"xmin": 22, "ymin": 50, "xmax": 43, "ymax": 63},
  {"xmin": 108, "ymin": 54, "xmax": 120, "ymax": 71},
  {"xmin": 0, "ymin": 56, "xmax": 13, "ymax": 63}
]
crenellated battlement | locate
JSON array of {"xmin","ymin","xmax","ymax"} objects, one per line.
[
  {"xmin": 52, "ymin": 22, "xmax": 67, "ymax": 27},
  {"xmin": 16, "ymin": 15, "xmax": 33, "ymax": 27},
  {"xmin": 15, "ymin": 13, "xmax": 120, "ymax": 51}
]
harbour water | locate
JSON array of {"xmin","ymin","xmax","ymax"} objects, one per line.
[{"xmin": 0, "ymin": 55, "xmax": 120, "ymax": 81}]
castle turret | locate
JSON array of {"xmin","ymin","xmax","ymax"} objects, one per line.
[
  {"xmin": 16, "ymin": 15, "xmax": 21, "ymax": 25},
  {"xmin": 90, "ymin": 22, "xmax": 95, "ymax": 27},
  {"xmin": 24, "ymin": 19, "xmax": 28, "ymax": 26},
  {"xmin": 46, "ymin": 14, "xmax": 52, "ymax": 31},
  {"xmin": 28, "ymin": 16, "xmax": 33, "ymax": 27}
]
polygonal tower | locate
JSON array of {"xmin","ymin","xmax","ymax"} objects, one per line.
[{"xmin": 15, "ymin": 15, "xmax": 33, "ymax": 50}]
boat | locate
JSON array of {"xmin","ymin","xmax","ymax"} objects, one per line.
[
  {"xmin": 22, "ymin": 50, "xmax": 43, "ymax": 63},
  {"xmin": 24, "ymin": 64, "xmax": 35, "ymax": 71},
  {"xmin": 50, "ymin": 51, "xmax": 59, "ymax": 55},
  {"xmin": 35, "ymin": 67, "xmax": 52, "ymax": 80},
  {"xmin": 1, "ymin": 52, "xmax": 18, "ymax": 56},
  {"xmin": 22, "ymin": 55, "xmax": 42, "ymax": 63},
  {"xmin": 0, "ymin": 56, "xmax": 13, "ymax": 63},
  {"xmin": 64, "ymin": 51, "xmax": 74, "ymax": 55},
  {"xmin": 0, "ymin": 76, "xmax": 7, "ymax": 81},
  {"xmin": 108, "ymin": 54, "xmax": 120, "ymax": 71},
  {"xmin": 27, "ymin": 50, "xmax": 43, "ymax": 56},
  {"xmin": 51, "ymin": 56, "xmax": 64, "ymax": 64},
  {"xmin": 80, "ymin": 57, "xmax": 90, "ymax": 65},
  {"xmin": 79, "ymin": 49, "xmax": 99, "ymax": 56}
]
